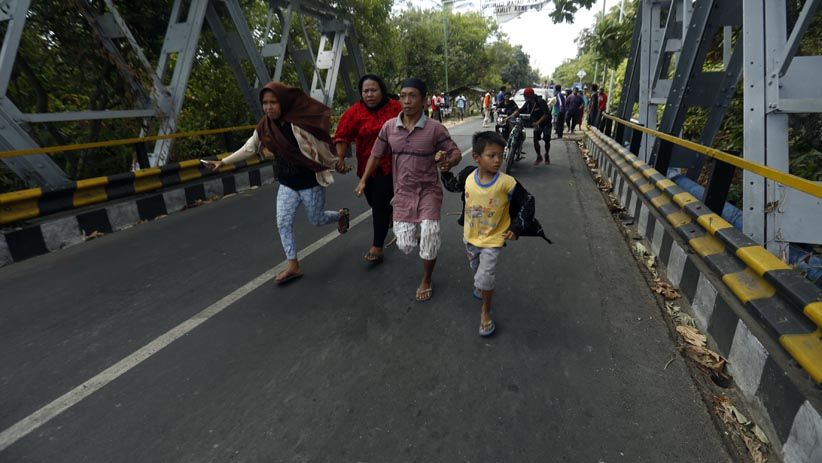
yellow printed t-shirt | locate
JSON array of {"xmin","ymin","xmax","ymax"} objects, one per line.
[{"xmin": 464, "ymin": 170, "xmax": 516, "ymax": 248}]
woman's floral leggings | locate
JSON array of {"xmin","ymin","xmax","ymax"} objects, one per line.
[{"xmin": 276, "ymin": 185, "xmax": 339, "ymax": 260}]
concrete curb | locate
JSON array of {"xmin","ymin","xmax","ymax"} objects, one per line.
[
  {"xmin": 0, "ymin": 163, "xmax": 275, "ymax": 266},
  {"xmin": 585, "ymin": 130, "xmax": 822, "ymax": 463}
]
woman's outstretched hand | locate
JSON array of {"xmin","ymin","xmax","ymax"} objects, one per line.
[{"xmin": 201, "ymin": 160, "xmax": 223, "ymax": 171}]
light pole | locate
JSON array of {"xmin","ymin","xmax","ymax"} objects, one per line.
[{"xmin": 444, "ymin": 0, "xmax": 450, "ymax": 93}]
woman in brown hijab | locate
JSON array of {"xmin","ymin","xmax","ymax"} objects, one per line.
[{"xmin": 204, "ymin": 82, "xmax": 349, "ymax": 284}]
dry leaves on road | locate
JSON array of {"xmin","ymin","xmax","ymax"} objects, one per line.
[
  {"xmin": 653, "ymin": 278, "xmax": 679, "ymax": 300},
  {"xmin": 83, "ymin": 230, "xmax": 105, "ymax": 241},
  {"xmin": 714, "ymin": 396, "xmax": 769, "ymax": 462},
  {"xmin": 677, "ymin": 325, "xmax": 727, "ymax": 376},
  {"xmin": 182, "ymin": 198, "xmax": 216, "ymax": 210},
  {"xmin": 666, "ymin": 301, "xmax": 695, "ymax": 327}
]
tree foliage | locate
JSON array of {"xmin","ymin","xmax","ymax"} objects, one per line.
[
  {"xmin": 0, "ymin": 0, "xmax": 552, "ymax": 191},
  {"xmin": 547, "ymin": 0, "xmax": 598, "ymax": 24}
]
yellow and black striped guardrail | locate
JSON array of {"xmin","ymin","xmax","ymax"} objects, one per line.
[
  {"xmin": 602, "ymin": 114, "xmax": 822, "ymax": 199},
  {"xmin": 0, "ymin": 125, "xmax": 256, "ymax": 159},
  {"xmin": 0, "ymin": 125, "xmax": 260, "ymax": 225},
  {"xmin": 586, "ymin": 125, "xmax": 822, "ymax": 382}
]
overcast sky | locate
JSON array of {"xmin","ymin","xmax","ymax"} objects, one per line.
[{"xmin": 392, "ymin": 0, "xmax": 609, "ymax": 77}]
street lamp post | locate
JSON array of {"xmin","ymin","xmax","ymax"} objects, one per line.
[
  {"xmin": 593, "ymin": 0, "xmax": 607, "ymax": 84},
  {"xmin": 444, "ymin": 1, "xmax": 450, "ymax": 93},
  {"xmin": 440, "ymin": 0, "xmax": 470, "ymax": 94}
]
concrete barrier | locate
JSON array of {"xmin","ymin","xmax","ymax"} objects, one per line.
[
  {"xmin": 585, "ymin": 127, "xmax": 822, "ymax": 462},
  {"xmin": 0, "ymin": 161, "xmax": 275, "ymax": 266}
]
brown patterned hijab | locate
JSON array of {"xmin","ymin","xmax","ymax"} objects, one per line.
[{"xmin": 256, "ymin": 81, "xmax": 331, "ymax": 172}]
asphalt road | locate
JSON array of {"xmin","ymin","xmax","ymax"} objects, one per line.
[{"xmin": 0, "ymin": 116, "xmax": 732, "ymax": 462}]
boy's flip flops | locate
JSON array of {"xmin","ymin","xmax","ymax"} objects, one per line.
[{"xmin": 479, "ymin": 318, "xmax": 495, "ymax": 337}]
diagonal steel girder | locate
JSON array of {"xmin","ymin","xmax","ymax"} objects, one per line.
[
  {"xmin": 649, "ymin": 0, "xmax": 743, "ymax": 178},
  {"xmin": 614, "ymin": 9, "xmax": 643, "ymax": 145},
  {"xmin": 0, "ymin": 0, "xmax": 71, "ymax": 190},
  {"xmin": 1, "ymin": 0, "xmax": 367, "ymax": 181},
  {"xmin": 148, "ymin": 0, "xmax": 364, "ymax": 165}
]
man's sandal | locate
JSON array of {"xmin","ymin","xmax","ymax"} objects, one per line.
[
  {"xmin": 338, "ymin": 208, "xmax": 350, "ymax": 234},
  {"xmin": 364, "ymin": 252, "xmax": 384, "ymax": 264}
]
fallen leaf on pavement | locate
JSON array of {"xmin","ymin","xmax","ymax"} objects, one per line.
[
  {"xmin": 714, "ymin": 396, "xmax": 771, "ymax": 461},
  {"xmin": 666, "ymin": 301, "xmax": 695, "ymax": 327},
  {"xmin": 83, "ymin": 230, "xmax": 105, "ymax": 241},
  {"xmin": 753, "ymin": 425, "xmax": 769, "ymax": 445},
  {"xmin": 634, "ymin": 242, "xmax": 648, "ymax": 258},
  {"xmin": 652, "ymin": 278, "xmax": 679, "ymax": 299},
  {"xmin": 678, "ymin": 326, "xmax": 728, "ymax": 376},
  {"xmin": 677, "ymin": 325, "xmax": 706, "ymax": 347}
]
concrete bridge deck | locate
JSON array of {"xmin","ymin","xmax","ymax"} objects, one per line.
[{"xmin": 0, "ymin": 118, "xmax": 733, "ymax": 462}]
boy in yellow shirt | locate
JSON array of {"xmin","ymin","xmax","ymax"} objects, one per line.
[{"xmin": 442, "ymin": 131, "xmax": 551, "ymax": 336}]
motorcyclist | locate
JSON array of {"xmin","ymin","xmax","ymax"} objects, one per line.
[
  {"xmin": 495, "ymin": 92, "xmax": 519, "ymax": 139},
  {"xmin": 508, "ymin": 87, "xmax": 551, "ymax": 165}
]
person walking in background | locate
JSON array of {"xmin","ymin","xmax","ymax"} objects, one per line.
[
  {"xmin": 437, "ymin": 93, "xmax": 446, "ymax": 120},
  {"xmin": 495, "ymin": 86, "xmax": 505, "ymax": 119},
  {"xmin": 587, "ymin": 84, "xmax": 600, "ymax": 128},
  {"xmin": 482, "ymin": 90, "xmax": 493, "ymax": 127},
  {"xmin": 507, "ymin": 87, "xmax": 551, "ymax": 165},
  {"xmin": 597, "ymin": 88, "xmax": 608, "ymax": 126},
  {"xmin": 553, "ymin": 84, "xmax": 566, "ymax": 139},
  {"xmin": 355, "ymin": 78, "xmax": 462, "ymax": 302},
  {"xmin": 566, "ymin": 87, "xmax": 583, "ymax": 133},
  {"xmin": 334, "ymin": 74, "xmax": 401, "ymax": 264},
  {"xmin": 456, "ymin": 93, "xmax": 466, "ymax": 121},
  {"xmin": 203, "ymin": 81, "xmax": 348, "ymax": 285},
  {"xmin": 431, "ymin": 92, "xmax": 441, "ymax": 122}
]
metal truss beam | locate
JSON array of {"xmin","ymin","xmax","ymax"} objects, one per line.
[
  {"xmin": 650, "ymin": 0, "xmax": 743, "ymax": 179},
  {"xmin": 266, "ymin": 0, "xmax": 363, "ymax": 106},
  {"xmin": 635, "ymin": 0, "xmax": 672, "ymax": 161},
  {"xmin": 205, "ymin": 2, "xmax": 262, "ymax": 121},
  {"xmin": 147, "ymin": 0, "xmax": 210, "ymax": 166},
  {"xmin": 615, "ymin": 10, "xmax": 643, "ymax": 145},
  {"xmin": 1, "ymin": 0, "xmax": 366, "ymax": 185},
  {"xmin": 75, "ymin": 0, "xmax": 151, "ymax": 107},
  {"xmin": 0, "ymin": 0, "xmax": 71, "ymax": 189},
  {"xmin": 0, "ymin": 100, "xmax": 71, "ymax": 189},
  {"xmin": 744, "ymin": 0, "xmax": 822, "ymax": 252}
]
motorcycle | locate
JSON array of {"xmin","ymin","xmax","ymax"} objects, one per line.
[
  {"xmin": 495, "ymin": 106, "xmax": 514, "ymax": 140},
  {"xmin": 502, "ymin": 114, "xmax": 529, "ymax": 174}
]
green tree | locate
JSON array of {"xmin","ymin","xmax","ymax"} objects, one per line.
[{"xmin": 501, "ymin": 47, "xmax": 541, "ymax": 88}]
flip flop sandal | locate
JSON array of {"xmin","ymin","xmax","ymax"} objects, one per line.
[
  {"xmin": 275, "ymin": 271, "xmax": 303, "ymax": 285},
  {"xmin": 364, "ymin": 252, "xmax": 384, "ymax": 264},
  {"xmin": 472, "ymin": 287, "xmax": 482, "ymax": 300},
  {"xmin": 415, "ymin": 286, "xmax": 433, "ymax": 302},
  {"xmin": 479, "ymin": 318, "xmax": 496, "ymax": 337},
  {"xmin": 338, "ymin": 208, "xmax": 350, "ymax": 234}
]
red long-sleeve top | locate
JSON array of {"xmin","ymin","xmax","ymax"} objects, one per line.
[{"xmin": 334, "ymin": 98, "xmax": 402, "ymax": 178}]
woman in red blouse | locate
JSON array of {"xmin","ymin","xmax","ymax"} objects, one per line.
[{"xmin": 334, "ymin": 74, "xmax": 402, "ymax": 263}]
